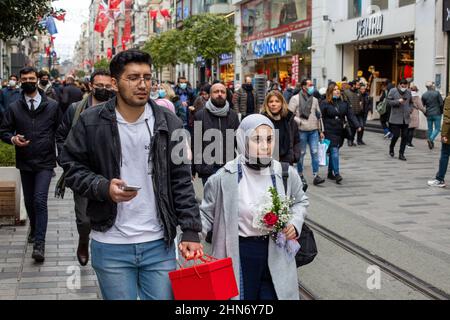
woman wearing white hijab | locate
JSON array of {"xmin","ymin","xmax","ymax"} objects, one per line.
[{"xmin": 200, "ymin": 114, "xmax": 309, "ymax": 300}]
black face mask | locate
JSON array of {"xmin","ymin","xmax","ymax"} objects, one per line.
[
  {"xmin": 93, "ymin": 88, "xmax": 114, "ymax": 102},
  {"xmin": 40, "ymin": 80, "xmax": 49, "ymax": 86},
  {"xmin": 21, "ymin": 82, "xmax": 37, "ymax": 94},
  {"xmin": 211, "ymin": 97, "xmax": 226, "ymax": 108}
]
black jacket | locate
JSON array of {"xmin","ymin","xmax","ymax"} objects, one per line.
[
  {"xmin": 263, "ymin": 111, "xmax": 300, "ymax": 165},
  {"xmin": 59, "ymin": 98, "xmax": 201, "ymax": 244},
  {"xmin": 0, "ymin": 91, "xmax": 61, "ymax": 171},
  {"xmin": 320, "ymin": 98, "xmax": 360, "ymax": 148},
  {"xmin": 193, "ymin": 107, "xmax": 240, "ymax": 178},
  {"xmin": 60, "ymin": 84, "xmax": 83, "ymax": 114}
]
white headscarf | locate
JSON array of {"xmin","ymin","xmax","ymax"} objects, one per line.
[{"xmin": 236, "ymin": 114, "xmax": 275, "ymax": 163}]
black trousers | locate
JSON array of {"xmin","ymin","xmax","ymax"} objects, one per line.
[
  {"xmin": 407, "ymin": 128, "xmax": 415, "ymax": 145},
  {"xmin": 390, "ymin": 123, "xmax": 408, "ymax": 155},
  {"xmin": 74, "ymin": 193, "xmax": 91, "ymax": 239}
]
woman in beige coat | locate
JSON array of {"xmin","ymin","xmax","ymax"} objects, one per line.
[{"xmin": 408, "ymin": 85, "xmax": 427, "ymax": 148}]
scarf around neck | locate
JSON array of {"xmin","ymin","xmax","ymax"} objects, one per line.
[{"xmin": 205, "ymin": 98, "xmax": 230, "ymax": 117}]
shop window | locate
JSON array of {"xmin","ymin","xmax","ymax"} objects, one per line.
[
  {"xmin": 399, "ymin": 0, "xmax": 416, "ymax": 7},
  {"xmin": 371, "ymin": 0, "xmax": 388, "ymax": 11},
  {"xmin": 348, "ymin": 0, "xmax": 362, "ymax": 19}
]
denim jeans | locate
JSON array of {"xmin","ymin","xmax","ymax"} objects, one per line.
[
  {"xmin": 297, "ymin": 130, "xmax": 320, "ymax": 175},
  {"xmin": 91, "ymin": 239, "xmax": 176, "ymax": 300},
  {"xmin": 437, "ymin": 143, "xmax": 450, "ymax": 182},
  {"xmin": 20, "ymin": 170, "xmax": 53, "ymax": 244},
  {"xmin": 427, "ymin": 115, "xmax": 442, "ymax": 142},
  {"xmin": 328, "ymin": 147, "xmax": 340, "ymax": 176},
  {"xmin": 239, "ymin": 237, "xmax": 277, "ymax": 300}
]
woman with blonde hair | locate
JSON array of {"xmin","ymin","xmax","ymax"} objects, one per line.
[
  {"xmin": 155, "ymin": 83, "xmax": 176, "ymax": 113},
  {"xmin": 261, "ymin": 90, "xmax": 300, "ymax": 166}
]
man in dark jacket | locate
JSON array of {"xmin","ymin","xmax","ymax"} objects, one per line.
[
  {"xmin": 193, "ymin": 83, "xmax": 240, "ymax": 185},
  {"xmin": 55, "ymin": 69, "xmax": 114, "ymax": 267},
  {"xmin": 60, "ymin": 75, "xmax": 83, "ymax": 115},
  {"xmin": 233, "ymin": 75, "xmax": 260, "ymax": 118},
  {"xmin": 422, "ymin": 81, "xmax": 444, "ymax": 149},
  {"xmin": 38, "ymin": 70, "xmax": 58, "ymax": 101},
  {"xmin": 174, "ymin": 76, "xmax": 196, "ymax": 129},
  {"xmin": 60, "ymin": 50, "xmax": 202, "ymax": 300},
  {"xmin": 0, "ymin": 74, "xmax": 21, "ymax": 121},
  {"xmin": 387, "ymin": 79, "xmax": 412, "ymax": 161},
  {"xmin": 0, "ymin": 67, "xmax": 61, "ymax": 263},
  {"xmin": 343, "ymin": 81, "xmax": 362, "ymax": 146}
]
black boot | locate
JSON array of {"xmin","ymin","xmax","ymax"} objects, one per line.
[
  {"xmin": 32, "ymin": 243, "xmax": 45, "ymax": 263},
  {"xmin": 77, "ymin": 236, "xmax": 90, "ymax": 266},
  {"xmin": 399, "ymin": 154, "xmax": 407, "ymax": 161}
]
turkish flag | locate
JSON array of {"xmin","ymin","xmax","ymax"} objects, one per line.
[
  {"xmin": 94, "ymin": 3, "xmax": 109, "ymax": 33},
  {"xmin": 160, "ymin": 9, "xmax": 171, "ymax": 18},
  {"xmin": 150, "ymin": 10, "xmax": 158, "ymax": 20},
  {"xmin": 107, "ymin": 48, "xmax": 112, "ymax": 59},
  {"xmin": 109, "ymin": 0, "xmax": 122, "ymax": 10}
]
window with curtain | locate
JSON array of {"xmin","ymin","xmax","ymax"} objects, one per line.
[{"xmin": 348, "ymin": 0, "xmax": 362, "ymax": 19}]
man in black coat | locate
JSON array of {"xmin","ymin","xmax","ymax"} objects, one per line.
[
  {"xmin": 60, "ymin": 75, "xmax": 83, "ymax": 114},
  {"xmin": 0, "ymin": 67, "xmax": 61, "ymax": 263},
  {"xmin": 193, "ymin": 83, "xmax": 240, "ymax": 185}
]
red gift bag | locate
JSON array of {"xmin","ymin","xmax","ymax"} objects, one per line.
[{"xmin": 169, "ymin": 255, "xmax": 239, "ymax": 300}]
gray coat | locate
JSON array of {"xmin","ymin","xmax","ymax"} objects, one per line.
[
  {"xmin": 421, "ymin": 89, "xmax": 444, "ymax": 117},
  {"xmin": 387, "ymin": 88, "xmax": 412, "ymax": 125},
  {"xmin": 200, "ymin": 158, "xmax": 309, "ymax": 300}
]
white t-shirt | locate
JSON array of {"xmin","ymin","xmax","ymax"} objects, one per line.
[
  {"xmin": 91, "ymin": 103, "xmax": 164, "ymax": 244},
  {"xmin": 238, "ymin": 164, "xmax": 273, "ymax": 237}
]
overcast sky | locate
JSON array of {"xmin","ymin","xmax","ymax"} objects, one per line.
[{"xmin": 53, "ymin": 0, "xmax": 92, "ymax": 61}]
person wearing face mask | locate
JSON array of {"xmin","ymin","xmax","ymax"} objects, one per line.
[
  {"xmin": 55, "ymin": 69, "xmax": 115, "ymax": 267},
  {"xmin": 288, "ymin": 79, "xmax": 325, "ymax": 188},
  {"xmin": 149, "ymin": 79, "xmax": 159, "ymax": 100},
  {"xmin": 60, "ymin": 75, "xmax": 83, "ymax": 115},
  {"xmin": 320, "ymin": 82, "xmax": 361, "ymax": 184},
  {"xmin": 38, "ymin": 70, "xmax": 57, "ymax": 101},
  {"xmin": 0, "ymin": 74, "xmax": 21, "ymax": 121},
  {"xmin": 0, "ymin": 67, "xmax": 62, "ymax": 263},
  {"xmin": 387, "ymin": 79, "xmax": 413, "ymax": 161},
  {"xmin": 174, "ymin": 77, "xmax": 196, "ymax": 129},
  {"xmin": 343, "ymin": 80, "xmax": 362, "ymax": 147},
  {"xmin": 193, "ymin": 83, "xmax": 240, "ymax": 185},
  {"xmin": 200, "ymin": 114, "xmax": 309, "ymax": 300},
  {"xmin": 154, "ymin": 83, "xmax": 176, "ymax": 113},
  {"xmin": 262, "ymin": 91, "xmax": 300, "ymax": 166}
]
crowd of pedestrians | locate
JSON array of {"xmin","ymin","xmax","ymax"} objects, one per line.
[{"xmin": 0, "ymin": 48, "xmax": 449, "ymax": 300}]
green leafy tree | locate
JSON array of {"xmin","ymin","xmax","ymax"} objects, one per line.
[
  {"xmin": 50, "ymin": 68, "xmax": 60, "ymax": 79},
  {"xmin": 94, "ymin": 58, "xmax": 110, "ymax": 71},
  {"xmin": 0, "ymin": 0, "xmax": 53, "ymax": 40},
  {"xmin": 143, "ymin": 29, "xmax": 195, "ymax": 70},
  {"xmin": 183, "ymin": 13, "xmax": 237, "ymax": 78},
  {"xmin": 75, "ymin": 70, "xmax": 86, "ymax": 79}
]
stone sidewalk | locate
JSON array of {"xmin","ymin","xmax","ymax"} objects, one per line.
[{"xmin": 0, "ymin": 172, "xmax": 101, "ymax": 300}]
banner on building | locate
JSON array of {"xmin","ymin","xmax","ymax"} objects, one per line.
[
  {"xmin": 291, "ymin": 55, "xmax": 299, "ymax": 85},
  {"xmin": 94, "ymin": 2, "xmax": 109, "ymax": 33},
  {"xmin": 444, "ymin": 0, "xmax": 450, "ymax": 32}
]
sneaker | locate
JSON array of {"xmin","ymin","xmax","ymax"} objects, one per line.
[
  {"xmin": 335, "ymin": 174, "xmax": 343, "ymax": 184},
  {"xmin": 300, "ymin": 175, "xmax": 308, "ymax": 192},
  {"xmin": 313, "ymin": 175, "xmax": 325, "ymax": 186},
  {"xmin": 428, "ymin": 179, "xmax": 446, "ymax": 188},
  {"xmin": 407, "ymin": 144, "xmax": 415, "ymax": 149},
  {"xmin": 32, "ymin": 243, "xmax": 45, "ymax": 263},
  {"xmin": 327, "ymin": 172, "xmax": 336, "ymax": 180},
  {"xmin": 427, "ymin": 140, "xmax": 433, "ymax": 150},
  {"xmin": 399, "ymin": 154, "xmax": 407, "ymax": 161},
  {"xmin": 357, "ymin": 141, "xmax": 366, "ymax": 146},
  {"xmin": 384, "ymin": 132, "xmax": 391, "ymax": 139}
]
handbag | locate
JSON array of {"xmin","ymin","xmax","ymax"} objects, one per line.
[{"xmin": 280, "ymin": 163, "xmax": 318, "ymax": 267}]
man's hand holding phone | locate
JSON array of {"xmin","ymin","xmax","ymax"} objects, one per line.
[
  {"xmin": 109, "ymin": 179, "xmax": 139, "ymax": 203},
  {"xmin": 11, "ymin": 134, "xmax": 30, "ymax": 147}
]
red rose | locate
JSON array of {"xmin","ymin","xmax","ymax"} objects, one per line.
[{"xmin": 263, "ymin": 212, "xmax": 278, "ymax": 227}]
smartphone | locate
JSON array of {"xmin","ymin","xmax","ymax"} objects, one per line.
[
  {"xmin": 18, "ymin": 135, "xmax": 27, "ymax": 142},
  {"xmin": 121, "ymin": 185, "xmax": 141, "ymax": 192}
]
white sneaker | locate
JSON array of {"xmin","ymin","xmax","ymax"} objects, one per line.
[{"xmin": 427, "ymin": 180, "xmax": 447, "ymax": 188}]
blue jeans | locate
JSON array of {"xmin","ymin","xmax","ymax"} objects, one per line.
[
  {"xmin": 328, "ymin": 147, "xmax": 340, "ymax": 176},
  {"xmin": 239, "ymin": 237, "xmax": 277, "ymax": 300},
  {"xmin": 20, "ymin": 170, "xmax": 53, "ymax": 244},
  {"xmin": 437, "ymin": 143, "xmax": 450, "ymax": 182},
  {"xmin": 297, "ymin": 130, "xmax": 320, "ymax": 175},
  {"xmin": 427, "ymin": 115, "xmax": 442, "ymax": 142},
  {"xmin": 91, "ymin": 239, "xmax": 176, "ymax": 300}
]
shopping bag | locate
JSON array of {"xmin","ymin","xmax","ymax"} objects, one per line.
[
  {"xmin": 318, "ymin": 139, "xmax": 330, "ymax": 167},
  {"xmin": 169, "ymin": 255, "xmax": 239, "ymax": 300}
]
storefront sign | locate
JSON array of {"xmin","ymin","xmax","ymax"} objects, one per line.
[
  {"xmin": 219, "ymin": 53, "xmax": 233, "ymax": 66},
  {"xmin": 356, "ymin": 13, "xmax": 384, "ymax": 40},
  {"xmin": 253, "ymin": 35, "xmax": 291, "ymax": 58},
  {"xmin": 291, "ymin": 55, "xmax": 299, "ymax": 85},
  {"xmin": 443, "ymin": 0, "xmax": 450, "ymax": 32}
]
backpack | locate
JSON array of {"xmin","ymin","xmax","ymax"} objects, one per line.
[
  {"xmin": 280, "ymin": 162, "xmax": 318, "ymax": 268},
  {"xmin": 376, "ymin": 90, "xmax": 388, "ymax": 115}
]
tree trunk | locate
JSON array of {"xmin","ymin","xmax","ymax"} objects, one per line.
[{"xmin": 216, "ymin": 56, "xmax": 221, "ymax": 82}]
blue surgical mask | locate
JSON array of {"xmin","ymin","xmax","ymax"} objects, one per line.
[
  {"xmin": 180, "ymin": 83, "xmax": 187, "ymax": 90},
  {"xmin": 333, "ymin": 96, "xmax": 339, "ymax": 100},
  {"xmin": 158, "ymin": 89, "xmax": 166, "ymax": 98},
  {"xmin": 307, "ymin": 87, "xmax": 315, "ymax": 96}
]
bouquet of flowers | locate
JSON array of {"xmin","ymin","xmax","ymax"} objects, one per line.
[{"xmin": 254, "ymin": 187, "xmax": 301, "ymax": 259}]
